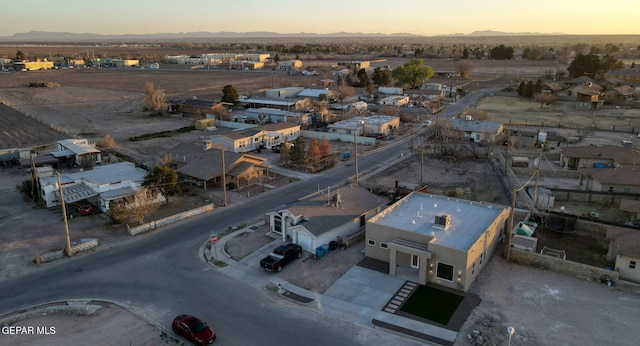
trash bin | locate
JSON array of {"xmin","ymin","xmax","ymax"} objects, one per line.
[
  {"xmin": 329, "ymin": 241, "xmax": 339, "ymax": 251},
  {"xmin": 315, "ymin": 244, "xmax": 329, "ymax": 258}
]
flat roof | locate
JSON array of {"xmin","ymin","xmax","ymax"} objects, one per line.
[{"xmin": 369, "ymin": 192, "xmax": 508, "ymax": 251}]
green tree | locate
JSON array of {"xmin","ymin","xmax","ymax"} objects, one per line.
[
  {"xmin": 142, "ymin": 165, "xmax": 181, "ymax": 204},
  {"xmin": 372, "ymin": 67, "xmax": 391, "ymax": 86},
  {"xmin": 221, "ymin": 84, "xmax": 239, "ymax": 103},
  {"xmin": 273, "ymin": 54, "xmax": 281, "ymax": 63},
  {"xmin": 15, "ymin": 50, "xmax": 26, "ymax": 61},
  {"xmin": 391, "ymin": 59, "xmax": 434, "ymax": 89},
  {"xmin": 489, "ymin": 44, "xmax": 515, "ymax": 60},
  {"xmin": 517, "ymin": 81, "xmax": 526, "ymax": 98},
  {"xmin": 289, "ymin": 137, "xmax": 306, "ymax": 165},
  {"xmin": 566, "ymin": 53, "xmax": 623, "ymax": 78}
]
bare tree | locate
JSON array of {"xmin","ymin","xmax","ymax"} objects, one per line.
[
  {"xmin": 144, "ymin": 82, "xmax": 166, "ymax": 116},
  {"xmin": 336, "ymin": 84, "xmax": 355, "ymax": 103},
  {"xmin": 96, "ymin": 134, "xmax": 116, "ymax": 152},
  {"xmin": 534, "ymin": 93, "xmax": 557, "ymax": 109},
  {"xmin": 127, "ymin": 190, "xmax": 160, "ymax": 226},
  {"xmin": 211, "ymin": 103, "xmax": 230, "ymax": 120},
  {"xmin": 453, "ymin": 60, "xmax": 474, "ymax": 79}
]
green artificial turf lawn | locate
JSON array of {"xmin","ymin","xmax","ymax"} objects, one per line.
[{"xmin": 399, "ymin": 285, "xmax": 464, "ymax": 325}]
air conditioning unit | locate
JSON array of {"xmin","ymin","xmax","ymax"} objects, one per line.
[{"xmin": 435, "ymin": 214, "xmax": 451, "ymax": 229}]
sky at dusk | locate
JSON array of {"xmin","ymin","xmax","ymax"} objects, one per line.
[{"xmin": 1, "ymin": 0, "xmax": 638, "ymax": 37}]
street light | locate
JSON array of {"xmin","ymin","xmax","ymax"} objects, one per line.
[
  {"xmin": 507, "ymin": 326, "xmax": 515, "ymax": 346},
  {"xmin": 354, "ymin": 120, "xmax": 364, "ymax": 183}
]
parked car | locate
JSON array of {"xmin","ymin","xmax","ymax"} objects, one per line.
[
  {"xmin": 172, "ymin": 315, "xmax": 216, "ymax": 345},
  {"xmin": 74, "ymin": 203, "xmax": 93, "ymax": 216},
  {"xmin": 260, "ymin": 243, "xmax": 302, "ymax": 272}
]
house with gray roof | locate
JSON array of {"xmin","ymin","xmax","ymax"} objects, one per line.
[
  {"xmin": 365, "ymin": 191, "xmax": 510, "ymax": 291},
  {"xmin": 266, "ymin": 185, "xmax": 387, "ymax": 253},
  {"xmin": 447, "ymin": 117, "xmax": 504, "ymax": 143},
  {"xmin": 53, "ymin": 138, "xmax": 101, "ymax": 167},
  {"xmin": 606, "ymin": 225, "xmax": 640, "ymax": 283},
  {"xmin": 560, "ymin": 145, "xmax": 640, "ymax": 192},
  {"xmin": 39, "ymin": 162, "xmax": 157, "ymax": 212}
]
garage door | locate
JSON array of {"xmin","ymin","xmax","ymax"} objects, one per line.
[{"xmin": 296, "ymin": 231, "xmax": 313, "ymax": 252}]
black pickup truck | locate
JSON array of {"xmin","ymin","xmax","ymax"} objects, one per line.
[{"xmin": 260, "ymin": 244, "xmax": 303, "ymax": 272}]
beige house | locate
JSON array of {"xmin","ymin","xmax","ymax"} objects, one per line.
[
  {"xmin": 365, "ymin": 192, "xmax": 510, "ymax": 291},
  {"xmin": 606, "ymin": 225, "xmax": 640, "ymax": 283},
  {"xmin": 209, "ymin": 122, "xmax": 301, "ymax": 153},
  {"xmin": 276, "ymin": 60, "xmax": 302, "ymax": 71},
  {"xmin": 379, "ymin": 95, "xmax": 410, "ymax": 107}
]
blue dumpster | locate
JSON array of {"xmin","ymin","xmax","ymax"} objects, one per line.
[{"xmin": 316, "ymin": 244, "xmax": 329, "ymax": 258}]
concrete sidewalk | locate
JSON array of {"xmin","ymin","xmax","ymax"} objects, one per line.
[{"xmin": 202, "ymin": 222, "xmax": 458, "ymax": 346}]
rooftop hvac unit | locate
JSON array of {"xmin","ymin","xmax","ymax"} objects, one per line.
[{"xmin": 435, "ymin": 214, "xmax": 451, "ymax": 229}]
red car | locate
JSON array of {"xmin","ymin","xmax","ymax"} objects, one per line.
[
  {"xmin": 172, "ymin": 315, "xmax": 216, "ymax": 345},
  {"xmin": 74, "ymin": 203, "xmax": 93, "ymax": 216}
]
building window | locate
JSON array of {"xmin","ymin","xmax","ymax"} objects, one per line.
[
  {"xmin": 630, "ymin": 261, "xmax": 637, "ymax": 269},
  {"xmin": 436, "ymin": 262, "xmax": 454, "ymax": 282},
  {"xmin": 367, "ymin": 239, "xmax": 376, "ymax": 246},
  {"xmin": 380, "ymin": 243, "xmax": 388, "ymax": 249},
  {"xmin": 608, "ymin": 186, "xmax": 614, "ymax": 192}
]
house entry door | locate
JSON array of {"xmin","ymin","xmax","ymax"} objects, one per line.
[{"xmin": 411, "ymin": 254, "xmax": 419, "ymax": 269}]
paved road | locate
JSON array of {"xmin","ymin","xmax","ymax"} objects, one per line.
[{"xmin": 0, "ymin": 90, "xmax": 500, "ymax": 344}]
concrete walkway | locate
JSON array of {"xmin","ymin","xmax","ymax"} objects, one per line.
[{"xmin": 202, "ymin": 222, "xmax": 458, "ymax": 345}]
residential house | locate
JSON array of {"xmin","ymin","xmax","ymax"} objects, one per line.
[
  {"xmin": 169, "ymin": 98, "xmax": 216, "ymax": 117},
  {"xmin": 297, "ymin": 88, "xmax": 339, "ymax": 102},
  {"xmin": 276, "ymin": 60, "xmax": 302, "ymax": 71},
  {"xmin": 327, "ymin": 115, "xmax": 399, "ymax": 137},
  {"xmin": 565, "ymin": 76, "xmax": 594, "ymax": 88},
  {"xmin": 265, "ymin": 87, "xmax": 306, "ymax": 99},
  {"xmin": 606, "ymin": 225, "xmax": 640, "ymax": 283},
  {"xmin": 209, "ymin": 122, "xmax": 301, "ymax": 153},
  {"xmin": 243, "ymin": 108, "xmax": 312, "ymax": 126},
  {"xmin": 266, "ymin": 185, "xmax": 387, "ymax": 252},
  {"xmin": 170, "ymin": 142, "xmax": 268, "ymax": 189},
  {"xmin": 337, "ymin": 61, "xmax": 370, "ymax": 71},
  {"xmin": 573, "ymin": 83, "xmax": 604, "ymax": 109},
  {"xmin": 603, "ymin": 68, "xmax": 640, "ymax": 83},
  {"xmin": 52, "ymin": 139, "xmax": 101, "ymax": 167},
  {"xmin": 39, "ymin": 162, "xmax": 158, "ymax": 212},
  {"xmin": 543, "ymin": 82, "xmax": 564, "ymax": 94},
  {"xmin": 447, "ymin": 117, "xmax": 505, "ymax": 143},
  {"xmin": 560, "ymin": 145, "xmax": 640, "ymax": 170},
  {"xmin": 13, "ymin": 60, "xmax": 54, "ymax": 71},
  {"xmin": 243, "ymin": 97, "xmax": 296, "ymax": 111},
  {"xmin": 379, "ymin": 95, "xmax": 410, "ymax": 107},
  {"xmin": 560, "ymin": 145, "xmax": 640, "ymax": 193},
  {"xmin": 365, "ymin": 192, "xmax": 510, "ymax": 291},
  {"xmin": 229, "ymin": 61, "xmax": 264, "ymax": 70}
]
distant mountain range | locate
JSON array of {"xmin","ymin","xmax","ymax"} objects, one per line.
[{"xmin": 0, "ymin": 30, "xmax": 569, "ymax": 42}]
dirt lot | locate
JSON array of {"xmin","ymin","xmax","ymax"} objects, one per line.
[{"xmin": 0, "ymin": 301, "xmax": 171, "ymax": 346}]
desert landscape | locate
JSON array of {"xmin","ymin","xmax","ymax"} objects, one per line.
[{"xmin": 2, "ymin": 48, "xmax": 640, "ymax": 345}]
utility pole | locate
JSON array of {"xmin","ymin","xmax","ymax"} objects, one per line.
[
  {"xmin": 221, "ymin": 149, "xmax": 227, "ymax": 206},
  {"xmin": 420, "ymin": 137, "xmax": 424, "ymax": 187},
  {"xmin": 530, "ymin": 150, "xmax": 543, "ymax": 216},
  {"xmin": 56, "ymin": 172, "xmax": 73, "ymax": 257},
  {"xmin": 354, "ymin": 130, "xmax": 359, "ymax": 184}
]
